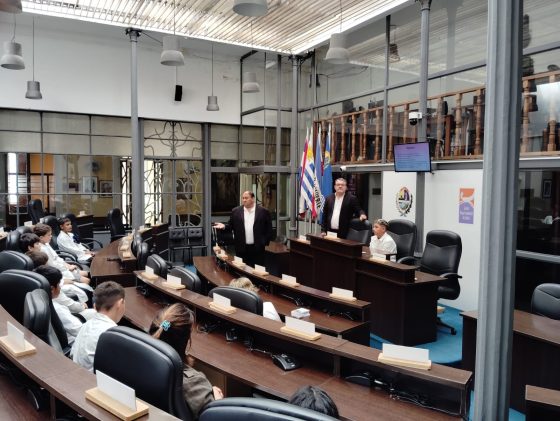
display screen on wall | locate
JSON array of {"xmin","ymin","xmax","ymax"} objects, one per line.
[{"xmin": 393, "ymin": 142, "xmax": 432, "ymax": 173}]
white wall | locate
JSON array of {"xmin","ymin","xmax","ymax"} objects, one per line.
[
  {"xmin": 0, "ymin": 13, "xmax": 242, "ymax": 124},
  {"xmin": 382, "ymin": 169, "xmax": 483, "ymax": 311}
]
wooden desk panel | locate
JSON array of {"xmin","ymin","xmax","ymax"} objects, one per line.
[
  {"xmin": 288, "ymin": 238, "xmax": 314, "ymax": 281},
  {"xmin": 90, "ymin": 240, "xmax": 136, "ymax": 287},
  {"xmin": 462, "ymin": 310, "xmax": 560, "ymax": 412},
  {"xmin": 526, "ymin": 385, "xmax": 560, "ymax": 421},
  {"xmin": 0, "ymin": 372, "xmax": 47, "ymax": 420}
]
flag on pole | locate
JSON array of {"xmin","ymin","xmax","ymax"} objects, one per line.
[
  {"xmin": 301, "ymin": 127, "xmax": 324, "ymax": 219},
  {"xmin": 314, "ymin": 125, "xmax": 325, "ymax": 221},
  {"xmin": 322, "ymin": 124, "xmax": 333, "ymax": 206},
  {"xmin": 298, "ymin": 128, "xmax": 312, "ymax": 216}
]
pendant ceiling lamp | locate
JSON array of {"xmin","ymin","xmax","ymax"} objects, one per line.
[
  {"xmin": 325, "ymin": 0, "xmax": 349, "ymax": 65},
  {"xmin": 0, "ymin": 0, "xmax": 22, "ymax": 13},
  {"xmin": 207, "ymin": 43, "xmax": 219, "ymax": 111},
  {"xmin": 233, "ymin": 0, "xmax": 268, "ymax": 17},
  {"xmin": 242, "ymin": 22, "xmax": 260, "ymax": 93},
  {"xmin": 1, "ymin": 14, "xmax": 24, "ymax": 70},
  {"xmin": 160, "ymin": 0, "xmax": 184, "ymax": 66},
  {"xmin": 26, "ymin": 17, "xmax": 42, "ymax": 99}
]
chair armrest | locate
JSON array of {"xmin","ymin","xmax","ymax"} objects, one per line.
[
  {"xmin": 82, "ymin": 237, "xmax": 104, "ymax": 249},
  {"xmin": 110, "ymin": 234, "xmax": 125, "ymax": 242},
  {"xmin": 398, "ymin": 255, "xmax": 416, "ymax": 265},
  {"xmin": 440, "ymin": 272, "xmax": 462, "ymax": 280},
  {"xmin": 57, "ymin": 250, "xmax": 78, "ymax": 261}
]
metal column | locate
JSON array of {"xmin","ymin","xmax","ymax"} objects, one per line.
[
  {"xmin": 473, "ymin": 1, "xmax": 522, "ymax": 419},
  {"xmin": 288, "ymin": 56, "xmax": 299, "ymax": 236},
  {"xmin": 203, "ymin": 123, "xmax": 211, "ymax": 254}
]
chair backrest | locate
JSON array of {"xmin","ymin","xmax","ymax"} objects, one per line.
[
  {"xmin": 23, "ymin": 289, "xmax": 63, "ymax": 353},
  {"xmin": 131, "ymin": 233, "xmax": 143, "ymax": 257},
  {"xmin": 532, "ymin": 283, "xmax": 560, "ymax": 320},
  {"xmin": 94, "ymin": 326, "xmax": 192, "ymax": 421},
  {"xmin": 169, "ymin": 267, "xmax": 202, "ymax": 293},
  {"xmin": 28, "ymin": 199, "xmax": 46, "ymax": 224},
  {"xmin": 187, "ymin": 227, "xmax": 204, "ymax": 244},
  {"xmin": 387, "ymin": 219, "xmax": 417, "ymax": 261},
  {"xmin": 346, "ymin": 218, "xmax": 372, "ymax": 245},
  {"xmin": 0, "ymin": 269, "xmax": 51, "ymax": 323},
  {"xmin": 0, "ymin": 250, "xmax": 34, "ymax": 273},
  {"xmin": 169, "ymin": 227, "xmax": 186, "ymax": 243},
  {"xmin": 420, "ymin": 230, "xmax": 462, "ymax": 275},
  {"xmin": 209, "ymin": 286, "xmax": 263, "ymax": 315},
  {"xmin": 6, "ymin": 230, "xmax": 22, "ymax": 251},
  {"xmin": 61, "ymin": 213, "xmax": 81, "ymax": 242},
  {"xmin": 146, "ymin": 254, "xmax": 168, "ymax": 278},
  {"xmin": 107, "ymin": 208, "xmax": 126, "ymax": 239},
  {"xmin": 136, "ymin": 242, "xmax": 150, "ymax": 270},
  {"xmin": 16, "ymin": 226, "xmax": 33, "ymax": 235},
  {"xmin": 199, "ymin": 397, "xmax": 339, "ymax": 421}
]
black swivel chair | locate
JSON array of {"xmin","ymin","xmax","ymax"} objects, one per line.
[
  {"xmin": 169, "ymin": 267, "xmax": 202, "ymax": 293},
  {"xmin": 0, "ymin": 250, "xmax": 34, "ymax": 273},
  {"xmin": 401, "ymin": 230, "xmax": 462, "ymax": 335},
  {"xmin": 135, "ymin": 242, "xmax": 150, "ymax": 271},
  {"xmin": 387, "ymin": 219, "xmax": 417, "ymax": 262},
  {"xmin": 6, "ymin": 230, "xmax": 24, "ymax": 251},
  {"xmin": 168, "ymin": 227, "xmax": 188, "ymax": 263},
  {"xmin": 346, "ymin": 218, "xmax": 372, "ymax": 245},
  {"xmin": 94, "ymin": 326, "xmax": 193, "ymax": 421},
  {"xmin": 23, "ymin": 289, "xmax": 63, "ymax": 353},
  {"xmin": 146, "ymin": 254, "xmax": 170, "ymax": 278},
  {"xmin": 199, "ymin": 397, "xmax": 339, "ymax": 421},
  {"xmin": 28, "ymin": 199, "xmax": 46, "ymax": 224},
  {"xmin": 107, "ymin": 208, "xmax": 126, "ymax": 242},
  {"xmin": 531, "ymin": 283, "xmax": 560, "ymax": 320},
  {"xmin": 209, "ymin": 286, "xmax": 263, "ymax": 315},
  {"xmin": 186, "ymin": 227, "xmax": 207, "ymax": 264},
  {"xmin": 131, "ymin": 233, "xmax": 143, "ymax": 257}
]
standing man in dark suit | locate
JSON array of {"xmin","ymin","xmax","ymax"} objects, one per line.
[
  {"xmin": 321, "ymin": 178, "xmax": 367, "ymax": 239},
  {"xmin": 214, "ymin": 191, "xmax": 273, "ymax": 267}
]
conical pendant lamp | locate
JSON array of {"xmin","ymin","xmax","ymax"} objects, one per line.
[
  {"xmin": 161, "ymin": 0, "xmax": 184, "ymax": 66},
  {"xmin": 26, "ymin": 17, "xmax": 42, "ymax": 99},
  {"xmin": 325, "ymin": 0, "xmax": 349, "ymax": 65},
  {"xmin": 1, "ymin": 14, "xmax": 24, "ymax": 70},
  {"xmin": 207, "ymin": 43, "xmax": 219, "ymax": 111}
]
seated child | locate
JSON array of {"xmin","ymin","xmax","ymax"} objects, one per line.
[
  {"xmin": 57, "ymin": 217, "xmax": 95, "ymax": 264},
  {"xmin": 229, "ymin": 277, "xmax": 281, "ymax": 321}
]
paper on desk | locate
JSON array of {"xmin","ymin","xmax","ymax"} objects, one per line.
[
  {"xmin": 144, "ymin": 266, "xmax": 154, "ymax": 275},
  {"xmin": 24, "ymin": 221, "xmax": 33, "ymax": 227},
  {"xmin": 298, "ymin": 235, "xmax": 307, "ymax": 241},
  {"xmin": 0, "ymin": 227, "xmax": 4, "ymax": 233},
  {"xmin": 7, "ymin": 321, "xmax": 25, "ymax": 350},
  {"xmin": 233, "ymin": 256, "xmax": 243, "ymax": 264},
  {"xmin": 213, "ymin": 293, "xmax": 231, "ymax": 308},
  {"xmin": 79, "ymin": 210, "xmax": 86, "ymax": 216},
  {"xmin": 96, "ymin": 370, "xmax": 137, "ymax": 411},
  {"xmin": 138, "ymin": 225, "xmax": 145, "ymax": 231},
  {"xmin": 254, "ymin": 264, "xmax": 267, "ymax": 273},
  {"xmin": 332, "ymin": 287, "xmax": 354, "ymax": 299},
  {"xmin": 281, "ymin": 274, "xmax": 297, "ymax": 284},
  {"xmin": 382, "ymin": 343, "xmax": 429, "ymax": 362},
  {"xmin": 166, "ymin": 274, "xmax": 181, "ymax": 285},
  {"xmin": 285, "ymin": 316, "xmax": 316, "ymax": 335},
  {"xmin": 326, "ymin": 231, "xmax": 338, "ymax": 238}
]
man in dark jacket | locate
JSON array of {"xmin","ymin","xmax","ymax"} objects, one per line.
[
  {"xmin": 214, "ymin": 191, "xmax": 273, "ymax": 267},
  {"xmin": 321, "ymin": 178, "xmax": 367, "ymax": 239}
]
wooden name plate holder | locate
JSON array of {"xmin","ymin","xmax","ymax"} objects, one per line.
[
  {"xmin": 280, "ymin": 326, "xmax": 322, "ymax": 341},
  {"xmin": 85, "ymin": 387, "xmax": 149, "ymax": 421},
  {"xmin": 378, "ymin": 353, "xmax": 432, "ymax": 371},
  {"xmin": 140, "ymin": 272, "xmax": 159, "ymax": 281},
  {"xmin": 252, "ymin": 269, "xmax": 269, "ymax": 276},
  {"xmin": 231, "ymin": 261, "xmax": 246, "ymax": 269},
  {"xmin": 328, "ymin": 293, "xmax": 357, "ymax": 302},
  {"xmin": 161, "ymin": 281, "xmax": 186, "ymax": 290},
  {"xmin": 279, "ymin": 279, "xmax": 300, "ymax": 287},
  {"xmin": 208, "ymin": 301, "xmax": 237, "ymax": 315},
  {"xmin": 0, "ymin": 335, "xmax": 36, "ymax": 357}
]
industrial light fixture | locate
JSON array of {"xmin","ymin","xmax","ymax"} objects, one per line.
[
  {"xmin": 25, "ymin": 17, "xmax": 42, "ymax": 99},
  {"xmin": 242, "ymin": 22, "xmax": 260, "ymax": 93},
  {"xmin": 1, "ymin": 14, "xmax": 24, "ymax": 70},
  {"xmin": 0, "ymin": 0, "xmax": 22, "ymax": 13},
  {"xmin": 160, "ymin": 0, "xmax": 184, "ymax": 66},
  {"xmin": 325, "ymin": 0, "xmax": 349, "ymax": 65},
  {"xmin": 206, "ymin": 43, "xmax": 219, "ymax": 111},
  {"xmin": 233, "ymin": 0, "xmax": 268, "ymax": 17},
  {"xmin": 389, "ymin": 25, "xmax": 400, "ymax": 63}
]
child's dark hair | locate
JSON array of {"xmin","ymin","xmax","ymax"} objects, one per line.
[
  {"xmin": 288, "ymin": 385, "xmax": 339, "ymax": 418},
  {"xmin": 149, "ymin": 303, "xmax": 195, "ymax": 361},
  {"xmin": 20, "ymin": 233, "xmax": 41, "ymax": 253},
  {"xmin": 34, "ymin": 265, "xmax": 63, "ymax": 289},
  {"xmin": 26, "ymin": 250, "xmax": 49, "ymax": 268},
  {"xmin": 94, "ymin": 281, "xmax": 125, "ymax": 311},
  {"xmin": 33, "ymin": 223, "xmax": 52, "ymax": 237},
  {"xmin": 58, "ymin": 217, "xmax": 71, "ymax": 227}
]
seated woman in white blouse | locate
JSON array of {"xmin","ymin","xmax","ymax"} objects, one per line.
[
  {"xmin": 229, "ymin": 277, "xmax": 281, "ymax": 321},
  {"xmin": 369, "ymin": 219, "xmax": 397, "ymax": 262}
]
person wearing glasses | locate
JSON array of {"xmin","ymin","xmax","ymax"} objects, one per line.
[
  {"xmin": 370, "ymin": 219, "xmax": 397, "ymax": 261},
  {"xmin": 321, "ymin": 178, "xmax": 367, "ymax": 239}
]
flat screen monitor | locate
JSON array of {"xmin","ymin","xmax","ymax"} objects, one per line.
[{"xmin": 393, "ymin": 142, "xmax": 432, "ymax": 173}]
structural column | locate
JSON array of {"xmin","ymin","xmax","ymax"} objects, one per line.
[
  {"xmin": 288, "ymin": 56, "xmax": 299, "ymax": 236},
  {"xmin": 127, "ymin": 28, "xmax": 144, "ymax": 228},
  {"xmin": 473, "ymin": 1, "xmax": 522, "ymax": 419}
]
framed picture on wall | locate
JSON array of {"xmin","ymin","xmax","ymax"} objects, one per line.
[
  {"xmin": 543, "ymin": 179, "xmax": 552, "ymax": 198},
  {"xmin": 82, "ymin": 176, "xmax": 98, "ymax": 193},
  {"xmin": 100, "ymin": 180, "xmax": 113, "ymax": 197}
]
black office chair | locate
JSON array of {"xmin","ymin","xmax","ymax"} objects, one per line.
[
  {"xmin": 186, "ymin": 227, "xmax": 207, "ymax": 264},
  {"xmin": 6, "ymin": 230, "xmax": 23, "ymax": 251},
  {"xmin": 23, "ymin": 289, "xmax": 63, "ymax": 353},
  {"xmin": 387, "ymin": 219, "xmax": 417, "ymax": 262},
  {"xmin": 0, "ymin": 250, "xmax": 34, "ymax": 273},
  {"xmin": 401, "ymin": 230, "xmax": 462, "ymax": 335},
  {"xmin": 531, "ymin": 283, "xmax": 560, "ymax": 320},
  {"xmin": 146, "ymin": 254, "xmax": 170, "ymax": 278},
  {"xmin": 107, "ymin": 208, "xmax": 126, "ymax": 242},
  {"xmin": 28, "ymin": 199, "xmax": 46, "ymax": 224},
  {"xmin": 169, "ymin": 227, "xmax": 188, "ymax": 263},
  {"xmin": 169, "ymin": 267, "xmax": 202, "ymax": 293},
  {"xmin": 94, "ymin": 326, "xmax": 193, "ymax": 421},
  {"xmin": 346, "ymin": 218, "xmax": 372, "ymax": 245},
  {"xmin": 209, "ymin": 286, "xmax": 263, "ymax": 315},
  {"xmin": 62, "ymin": 212, "xmax": 103, "ymax": 249},
  {"xmin": 131, "ymin": 232, "xmax": 143, "ymax": 257},
  {"xmin": 135, "ymin": 242, "xmax": 150, "ymax": 271},
  {"xmin": 199, "ymin": 397, "xmax": 339, "ymax": 421}
]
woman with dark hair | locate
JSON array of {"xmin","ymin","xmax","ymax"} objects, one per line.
[
  {"xmin": 150, "ymin": 303, "xmax": 223, "ymax": 419},
  {"xmin": 288, "ymin": 385, "xmax": 339, "ymax": 418}
]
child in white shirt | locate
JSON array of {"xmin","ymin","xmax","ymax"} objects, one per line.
[
  {"xmin": 369, "ymin": 219, "xmax": 397, "ymax": 262},
  {"xmin": 57, "ymin": 217, "xmax": 95, "ymax": 264}
]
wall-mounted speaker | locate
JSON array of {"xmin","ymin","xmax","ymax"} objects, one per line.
[{"xmin": 174, "ymin": 85, "xmax": 183, "ymax": 102}]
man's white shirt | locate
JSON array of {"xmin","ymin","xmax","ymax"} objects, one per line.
[
  {"xmin": 244, "ymin": 205, "xmax": 256, "ymax": 245},
  {"xmin": 330, "ymin": 195, "xmax": 344, "ymax": 230}
]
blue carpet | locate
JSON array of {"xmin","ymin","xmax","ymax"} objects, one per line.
[{"xmin": 185, "ymin": 264, "xmax": 196, "ymax": 273}]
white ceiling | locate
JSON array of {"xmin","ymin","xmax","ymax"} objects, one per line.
[{"xmin": 20, "ymin": 0, "xmax": 412, "ymax": 54}]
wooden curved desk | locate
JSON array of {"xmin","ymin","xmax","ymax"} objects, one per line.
[{"xmin": 90, "ymin": 239, "xmax": 137, "ymax": 287}]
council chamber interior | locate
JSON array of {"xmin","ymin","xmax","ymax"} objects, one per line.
[{"xmin": 0, "ymin": 1, "xmax": 559, "ymax": 420}]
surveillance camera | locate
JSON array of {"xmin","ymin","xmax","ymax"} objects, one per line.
[{"xmin": 409, "ymin": 111, "xmax": 422, "ymax": 126}]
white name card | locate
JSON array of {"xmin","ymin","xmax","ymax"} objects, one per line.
[
  {"xmin": 0, "ymin": 227, "xmax": 4, "ymax": 233},
  {"xmin": 298, "ymin": 235, "xmax": 307, "ymax": 241},
  {"xmin": 281, "ymin": 274, "xmax": 297, "ymax": 285},
  {"xmin": 39, "ymin": 217, "xmax": 45, "ymax": 224},
  {"xmin": 7, "ymin": 321, "xmax": 25, "ymax": 350},
  {"xmin": 213, "ymin": 293, "xmax": 231, "ymax": 308},
  {"xmin": 326, "ymin": 231, "xmax": 338, "ymax": 238},
  {"xmin": 24, "ymin": 221, "xmax": 33, "ymax": 227},
  {"xmin": 138, "ymin": 225, "xmax": 145, "ymax": 231},
  {"xmin": 166, "ymin": 274, "xmax": 182, "ymax": 286},
  {"xmin": 233, "ymin": 256, "xmax": 243, "ymax": 264},
  {"xmin": 144, "ymin": 266, "xmax": 154, "ymax": 275},
  {"xmin": 79, "ymin": 210, "xmax": 86, "ymax": 216},
  {"xmin": 96, "ymin": 370, "xmax": 137, "ymax": 411},
  {"xmin": 254, "ymin": 264, "xmax": 267, "ymax": 273},
  {"xmin": 332, "ymin": 287, "xmax": 354, "ymax": 299},
  {"xmin": 285, "ymin": 316, "xmax": 316, "ymax": 336},
  {"xmin": 382, "ymin": 343, "xmax": 429, "ymax": 363}
]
